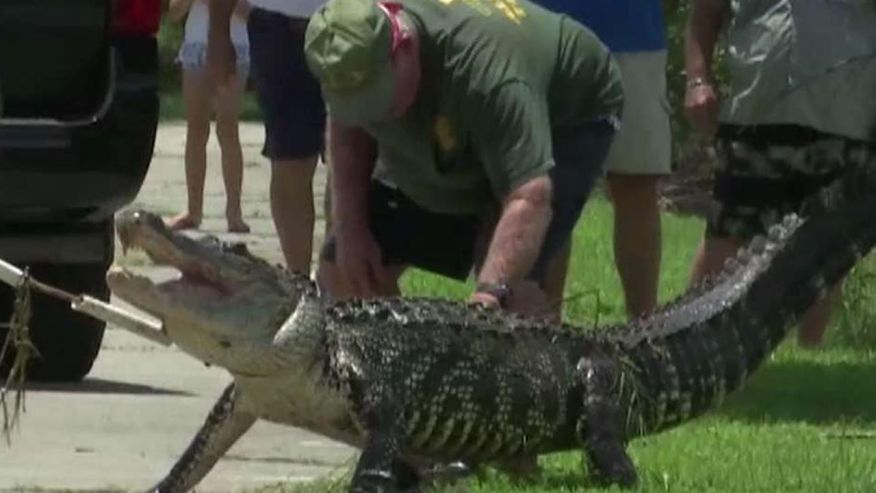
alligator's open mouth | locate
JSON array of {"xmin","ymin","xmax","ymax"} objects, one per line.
[
  {"xmin": 107, "ymin": 266, "xmax": 230, "ymax": 306},
  {"xmin": 107, "ymin": 209, "xmax": 260, "ymax": 306},
  {"xmin": 106, "ymin": 210, "xmax": 303, "ymax": 373}
]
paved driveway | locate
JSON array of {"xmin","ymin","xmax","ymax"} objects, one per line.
[{"xmin": 0, "ymin": 123, "xmax": 356, "ymax": 492}]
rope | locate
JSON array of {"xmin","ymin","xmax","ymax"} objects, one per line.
[
  {"xmin": 1, "ymin": 269, "xmax": 41, "ymax": 444},
  {"xmin": 0, "ymin": 267, "xmax": 86, "ymax": 444}
]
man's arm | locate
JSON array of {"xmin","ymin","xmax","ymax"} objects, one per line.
[
  {"xmin": 328, "ymin": 120, "xmax": 377, "ymax": 239},
  {"xmin": 207, "ymin": 0, "xmax": 237, "ymax": 84},
  {"xmin": 469, "ymin": 84, "xmax": 555, "ymax": 308},
  {"xmin": 476, "ymin": 176, "xmax": 552, "ymax": 287},
  {"xmin": 327, "ymin": 119, "xmax": 392, "ymax": 296},
  {"xmin": 684, "ymin": 0, "xmax": 729, "ymax": 136}
]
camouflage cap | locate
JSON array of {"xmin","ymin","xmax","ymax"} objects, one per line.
[{"xmin": 304, "ymin": 0, "xmax": 396, "ymax": 126}]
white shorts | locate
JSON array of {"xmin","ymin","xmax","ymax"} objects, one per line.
[
  {"xmin": 177, "ymin": 41, "xmax": 250, "ymax": 75},
  {"xmin": 603, "ymin": 50, "xmax": 672, "ymax": 175}
]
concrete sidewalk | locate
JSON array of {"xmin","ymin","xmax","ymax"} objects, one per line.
[{"xmin": 0, "ymin": 123, "xmax": 355, "ymax": 492}]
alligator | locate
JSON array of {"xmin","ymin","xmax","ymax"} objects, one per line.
[{"xmin": 107, "ymin": 163, "xmax": 876, "ymax": 493}]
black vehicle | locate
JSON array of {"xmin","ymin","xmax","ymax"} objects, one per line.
[{"xmin": 0, "ymin": 0, "xmax": 160, "ymax": 381}]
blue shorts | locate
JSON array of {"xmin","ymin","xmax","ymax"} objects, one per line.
[
  {"xmin": 247, "ymin": 9, "xmax": 325, "ymax": 160},
  {"xmin": 321, "ymin": 119, "xmax": 616, "ymax": 285}
]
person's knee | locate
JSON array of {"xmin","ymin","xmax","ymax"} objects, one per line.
[
  {"xmin": 214, "ymin": 122, "xmax": 241, "ymax": 150},
  {"xmin": 186, "ymin": 118, "xmax": 211, "ymax": 148}
]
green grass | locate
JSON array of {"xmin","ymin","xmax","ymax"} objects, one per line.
[{"xmin": 255, "ymin": 195, "xmax": 876, "ymax": 493}]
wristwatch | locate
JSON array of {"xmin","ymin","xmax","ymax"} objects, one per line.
[
  {"xmin": 686, "ymin": 76, "xmax": 711, "ymax": 90},
  {"xmin": 475, "ymin": 281, "xmax": 512, "ymax": 308}
]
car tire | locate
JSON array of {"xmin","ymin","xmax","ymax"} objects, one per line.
[{"xmin": 0, "ymin": 230, "xmax": 113, "ymax": 382}]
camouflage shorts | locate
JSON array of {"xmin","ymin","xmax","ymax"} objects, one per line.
[{"xmin": 706, "ymin": 124, "xmax": 875, "ymax": 240}]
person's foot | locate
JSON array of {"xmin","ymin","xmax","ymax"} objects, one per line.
[
  {"xmin": 165, "ymin": 212, "xmax": 201, "ymax": 231},
  {"xmin": 227, "ymin": 215, "xmax": 250, "ymax": 233}
]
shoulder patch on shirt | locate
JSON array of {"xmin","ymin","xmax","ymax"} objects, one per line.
[{"xmin": 434, "ymin": 115, "xmax": 458, "ymax": 153}]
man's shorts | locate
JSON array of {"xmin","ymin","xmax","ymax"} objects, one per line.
[
  {"xmin": 321, "ymin": 119, "xmax": 617, "ymax": 285},
  {"xmin": 602, "ymin": 50, "xmax": 672, "ymax": 175},
  {"xmin": 707, "ymin": 123, "xmax": 874, "ymax": 240},
  {"xmin": 248, "ymin": 9, "xmax": 325, "ymax": 160}
]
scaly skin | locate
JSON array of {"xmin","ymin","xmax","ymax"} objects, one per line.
[{"xmin": 108, "ymin": 164, "xmax": 876, "ymax": 492}]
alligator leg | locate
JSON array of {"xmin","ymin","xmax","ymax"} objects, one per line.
[
  {"xmin": 349, "ymin": 407, "xmax": 407, "ymax": 493},
  {"xmin": 575, "ymin": 357, "xmax": 638, "ymax": 487},
  {"xmin": 406, "ymin": 458, "xmax": 474, "ymax": 492},
  {"xmin": 145, "ymin": 383, "xmax": 256, "ymax": 493},
  {"xmin": 391, "ymin": 458, "xmax": 422, "ymax": 493}
]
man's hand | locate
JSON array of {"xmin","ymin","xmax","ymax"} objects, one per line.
[
  {"xmin": 468, "ymin": 280, "xmax": 548, "ymax": 318},
  {"xmin": 336, "ymin": 227, "xmax": 392, "ymax": 297},
  {"xmin": 473, "ymin": 175, "xmax": 552, "ymax": 315},
  {"xmin": 469, "ymin": 291, "xmax": 501, "ymax": 309},
  {"xmin": 683, "ymin": 0, "xmax": 728, "ymax": 137},
  {"xmin": 684, "ymin": 81, "xmax": 720, "ymax": 137}
]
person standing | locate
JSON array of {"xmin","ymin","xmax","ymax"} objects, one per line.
[
  {"xmin": 166, "ymin": 0, "xmax": 251, "ymax": 233},
  {"xmin": 685, "ymin": 0, "xmax": 876, "ymax": 347},
  {"xmin": 207, "ymin": 0, "xmax": 325, "ymax": 274},
  {"xmin": 535, "ymin": 0, "xmax": 673, "ymax": 319},
  {"xmin": 305, "ymin": 0, "xmax": 624, "ymax": 320}
]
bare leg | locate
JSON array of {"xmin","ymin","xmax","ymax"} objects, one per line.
[
  {"xmin": 271, "ymin": 158, "xmax": 317, "ymax": 274},
  {"xmin": 606, "ymin": 173, "xmax": 662, "ymax": 318},
  {"xmin": 213, "ymin": 73, "xmax": 249, "ymax": 233},
  {"xmin": 167, "ymin": 69, "xmax": 212, "ymax": 231},
  {"xmin": 688, "ymin": 236, "xmax": 744, "ymax": 285}
]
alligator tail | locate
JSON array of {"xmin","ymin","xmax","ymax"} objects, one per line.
[{"xmin": 620, "ymin": 163, "xmax": 876, "ymax": 436}]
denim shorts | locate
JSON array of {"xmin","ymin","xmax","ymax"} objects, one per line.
[
  {"xmin": 248, "ymin": 8, "xmax": 326, "ymax": 160},
  {"xmin": 321, "ymin": 118, "xmax": 617, "ymax": 284}
]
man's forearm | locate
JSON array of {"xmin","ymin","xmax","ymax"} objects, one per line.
[
  {"xmin": 478, "ymin": 176, "xmax": 552, "ymax": 285},
  {"xmin": 327, "ymin": 120, "xmax": 377, "ymax": 236},
  {"xmin": 685, "ymin": 0, "xmax": 728, "ymax": 81}
]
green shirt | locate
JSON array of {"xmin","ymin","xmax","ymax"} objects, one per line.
[
  {"xmin": 364, "ymin": 0, "xmax": 623, "ymax": 215},
  {"xmin": 721, "ymin": 0, "xmax": 876, "ymax": 142}
]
